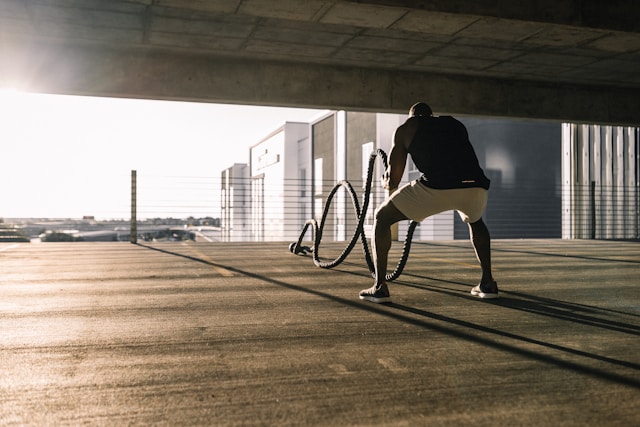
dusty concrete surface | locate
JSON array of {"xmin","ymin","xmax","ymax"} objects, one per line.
[{"xmin": 0, "ymin": 240, "xmax": 638, "ymax": 426}]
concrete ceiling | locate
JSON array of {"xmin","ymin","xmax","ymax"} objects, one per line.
[{"xmin": 1, "ymin": 0, "xmax": 639, "ymax": 124}]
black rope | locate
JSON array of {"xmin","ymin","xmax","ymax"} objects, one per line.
[{"xmin": 289, "ymin": 149, "xmax": 419, "ymax": 281}]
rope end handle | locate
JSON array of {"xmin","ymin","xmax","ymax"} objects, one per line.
[{"xmin": 289, "ymin": 242, "xmax": 313, "ymax": 255}]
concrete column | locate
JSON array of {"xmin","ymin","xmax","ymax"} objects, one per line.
[
  {"xmin": 335, "ymin": 111, "xmax": 347, "ymax": 241},
  {"xmin": 130, "ymin": 170, "xmax": 137, "ymax": 244}
]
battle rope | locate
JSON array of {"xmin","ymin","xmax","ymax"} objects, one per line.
[{"xmin": 289, "ymin": 149, "xmax": 419, "ymax": 281}]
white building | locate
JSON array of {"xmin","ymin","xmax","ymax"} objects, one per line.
[
  {"xmin": 562, "ymin": 124, "xmax": 639, "ymax": 239},
  {"xmin": 220, "ymin": 163, "xmax": 249, "ymax": 242},
  {"xmin": 223, "ymin": 111, "xmax": 608, "ymax": 242},
  {"xmin": 249, "ymin": 122, "xmax": 311, "ymax": 241},
  {"xmin": 222, "ymin": 111, "xmax": 455, "ymax": 243},
  {"xmin": 309, "ymin": 110, "xmax": 453, "ymax": 242}
]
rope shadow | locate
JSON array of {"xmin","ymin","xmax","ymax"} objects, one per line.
[
  {"xmin": 394, "ymin": 266, "xmax": 640, "ymax": 322},
  {"xmin": 495, "ymin": 292, "xmax": 640, "ymax": 333},
  {"xmin": 135, "ymin": 242, "xmax": 225, "ymax": 268},
  {"xmin": 503, "ymin": 289, "xmax": 640, "ymax": 319},
  {"xmin": 413, "ymin": 241, "xmax": 640, "ymax": 265},
  {"xmin": 388, "ymin": 302, "xmax": 640, "ymax": 373},
  {"xmin": 136, "ymin": 242, "xmax": 640, "ymax": 390},
  {"xmin": 337, "ymin": 266, "xmax": 640, "ymax": 336}
]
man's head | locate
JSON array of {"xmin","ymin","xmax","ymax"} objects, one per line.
[{"xmin": 409, "ymin": 102, "xmax": 433, "ymax": 117}]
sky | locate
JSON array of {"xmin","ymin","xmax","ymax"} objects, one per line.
[{"xmin": 0, "ymin": 90, "xmax": 326, "ymax": 219}]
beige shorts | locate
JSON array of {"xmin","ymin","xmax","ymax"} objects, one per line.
[{"xmin": 389, "ymin": 180, "xmax": 488, "ymax": 223}]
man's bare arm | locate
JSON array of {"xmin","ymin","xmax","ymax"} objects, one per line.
[{"xmin": 383, "ymin": 122, "xmax": 412, "ymax": 193}]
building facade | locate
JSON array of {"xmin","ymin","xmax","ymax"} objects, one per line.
[
  {"xmin": 220, "ymin": 163, "xmax": 249, "ymax": 242},
  {"xmin": 249, "ymin": 122, "xmax": 311, "ymax": 242},
  {"xmin": 562, "ymin": 124, "xmax": 639, "ymax": 239},
  {"xmin": 456, "ymin": 117, "xmax": 562, "ymax": 239},
  {"xmin": 221, "ymin": 110, "xmax": 638, "ymax": 242},
  {"xmin": 310, "ymin": 111, "xmax": 419, "ymax": 241}
]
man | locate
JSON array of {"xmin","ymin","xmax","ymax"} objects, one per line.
[{"xmin": 359, "ymin": 102, "xmax": 498, "ymax": 303}]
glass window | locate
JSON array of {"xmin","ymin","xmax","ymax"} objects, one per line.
[
  {"xmin": 362, "ymin": 142, "xmax": 374, "ymax": 185},
  {"xmin": 315, "ymin": 158, "xmax": 323, "ymax": 195}
]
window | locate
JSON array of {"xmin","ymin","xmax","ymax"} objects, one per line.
[
  {"xmin": 315, "ymin": 158, "xmax": 323, "ymax": 195},
  {"xmin": 362, "ymin": 142, "xmax": 374, "ymax": 185},
  {"xmin": 299, "ymin": 168, "xmax": 306, "ymax": 197}
]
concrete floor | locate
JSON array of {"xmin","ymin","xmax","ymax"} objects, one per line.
[{"xmin": 1, "ymin": 239, "xmax": 638, "ymax": 426}]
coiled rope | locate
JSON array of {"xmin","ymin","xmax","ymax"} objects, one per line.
[{"xmin": 289, "ymin": 149, "xmax": 419, "ymax": 281}]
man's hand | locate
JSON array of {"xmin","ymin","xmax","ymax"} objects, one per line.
[
  {"xmin": 381, "ymin": 170, "xmax": 398, "ymax": 193},
  {"xmin": 381, "ymin": 170, "xmax": 391, "ymax": 190}
]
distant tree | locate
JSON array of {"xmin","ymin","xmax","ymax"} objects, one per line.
[
  {"xmin": 0, "ymin": 228, "xmax": 30, "ymax": 242},
  {"xmin": 42, "ymin": 232, "xmax": 76, "ymax": 242}
]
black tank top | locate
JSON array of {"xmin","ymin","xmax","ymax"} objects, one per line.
[{"xmin": 408, "ymin": 116, "xmax": 490, "ymax": 190}]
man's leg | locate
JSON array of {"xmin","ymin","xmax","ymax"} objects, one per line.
[
  {"xmin": 359, "ymin": 201, "xmax": 408, "ymax": 303},
  {"xmin": 468, "ymin": 218, "xmax": 499, "ymax": 298},
  {"xmin": 373, "ymin": 201, "xmax": 408, "ymax": 286}
]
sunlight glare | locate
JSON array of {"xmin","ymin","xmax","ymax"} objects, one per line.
[
  {"xmin": 0, "ymin": 92, "xmax": 324, "ymax": 219},
  {"xmin": 0, "ymin": 87, "xmax": 28, "ymax": 105}
]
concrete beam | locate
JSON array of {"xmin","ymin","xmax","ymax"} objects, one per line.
[
  {"xmin": 354, "ymin": 0, "xmax": 640, "ymax": 32},
  {"xmin": 3, "ymin": 40, "xmax": 639, "ymax": 126}
]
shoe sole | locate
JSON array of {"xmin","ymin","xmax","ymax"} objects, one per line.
[
  {"xmin": 359, "ymin": 295, "xmax": 391, "ymax": 303},
  {"xmin": 471, "ymin": 290, "xmax": 499, "ymax": 299}
]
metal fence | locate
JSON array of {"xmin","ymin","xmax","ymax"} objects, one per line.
[
  {"xmin": 128, "ymin": 172, "xmax": 638, "ymax": 243},
  {"xmin": 564, "ymin": 182, "xmax": 639, "ymax": 240},
  {"xmin": 10, "ymin": 173, "xmax": 636, "ymax": 243}
]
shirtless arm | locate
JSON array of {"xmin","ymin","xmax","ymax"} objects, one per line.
[{"xmin": 383, "ymin": 119, "xmax": 415, "ymax": 193}]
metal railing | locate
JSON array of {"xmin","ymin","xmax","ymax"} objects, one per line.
[
  {"xmin": 127, "ymin": 172, "xmax": 638, "ymax": 242},
  {"xmin": 565, "ymin": 181, "xmax": 639, "ymax": 240},
  {"xmin": 6, "ymin": 172, "xmax": 636, "ymax": 243}
]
